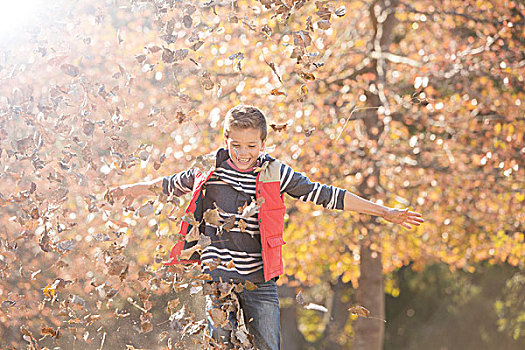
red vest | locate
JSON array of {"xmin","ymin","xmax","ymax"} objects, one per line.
[{"xmin": 165, "ymin": 159, "xmax": 286, "ymax": 282}]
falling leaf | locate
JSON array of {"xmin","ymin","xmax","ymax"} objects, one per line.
[
  {"xmin": 56, "ymin": 239, "xmax": 76, "ymax": 252},
  {"xmin": 1, "ymin": 300, "xmax": 16, "ymax": 308},
  {"xmin": 265, "ymin": 60, "xmax": 283, "ymax": 84},
  {"xmin": 190, "ymin": 285, "xmax": 203, "ymax": 295},
  {"xmin": 221, "ymin": 215, "xmax": 236, "ymax": 232},
  {"xmin": 238, "ymin": 197, "xmax": 264, "ymax": 219},
  {"xmin": 261, "ymin": 24, "xmax": 272, "ymax": 38},
  {"xmin": 270, "ymin": 123, "xmax": 288, "ymax": 132},
  {"xmin": 244, "ymin": 280, "xmax": 258, "ymax": 291},
  {"xmin": 208, "ymin": 308, "xmax": 228, "ymax": 327},
  {"xmin": 107, "ymin": 255, "xmax": 128, "ymax": 276},
  {"xmin": 204, "ymin": 208, "xmax": 222, "ymax": 227},
  {"xmin": 317, "ymin": 20, "xmax": 331, "ymax": 30},
  {"xmin": 296, "ymin": 290, "xmax": 305, "ymax": 305},
  {"xmin": 160, "ymin": 34, "xmax": 177, "ymax": 44},
  {"xmin": 348, "ymin": 305, "xmax": 371, "ymax": 317},
  {"xmin": 299, "ymin": 71, "xmax": 316, "ymax": 81},
  {"xmin": 237, "ymin": 219, "xmax": 247, "ymax": 232},
  {"xmin": 41, "ymin": 325, "xmax": 60, "ymax": 339},
  {"xmin": 305, "ymin": 302, "xmax": 328, "ymax": 312},
  {"xmin": 304, "ymin": 127, "xmax": 316, "ymax": 136},
  {"xmin": 174, "ymin": 48, "xmax": 189, "ymax": 61},
  {"xmin": 201, "ymin": 71, "xmax": 214, "ymax": 90},
  {"xmin": 300, "ymin": 84, "xmax": 308, "ymax": 95},
  {"xmin": 253, "ymin": 161, "xmax": 269, "ymax": 173},
  {"xmin": 194, "ymin": 273, "xmax": 212, "ymax": 281},
  {"xmin": 335, "ymin": 6, "xmax": 346, "ymax": 17},
  {"xmin": 190, "ymin": 41, "xmax": 204, "ymax": 51},
  {"xmin": 182, "ymin": 15, "xmax": 193, "ymax": 28},
  {"xmin": 60, "ymin": 64, "xmax": 80, "ymax": 77},
  {"xmin": 162, "ymin": 49, "xmax": 174, "ymax": 63},
  {"xmin": 185, "ymin": 226, "xmax": 201, "ymax": 242},
  {"xmin": 270, "ymin": 88, "xmax": 286, "ymax": 96}
]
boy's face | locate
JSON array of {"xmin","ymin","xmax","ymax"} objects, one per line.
[{"xmin": 225, "ymin": 127, "xmax": 266, "ymax": 170}]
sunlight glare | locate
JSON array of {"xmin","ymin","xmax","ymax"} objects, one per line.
[{"xmin": 0, "ymin": 0, "xmax": 44, "ymax": 39}]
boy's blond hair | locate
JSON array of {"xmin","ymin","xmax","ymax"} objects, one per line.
[{"xmin": 223, "ymin": 105, "xmax": 267, "ymax": 141}]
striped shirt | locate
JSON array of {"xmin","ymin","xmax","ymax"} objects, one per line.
[{"xmin": 163, "ymin": 149, "xmax": 346, "ymax": 282}]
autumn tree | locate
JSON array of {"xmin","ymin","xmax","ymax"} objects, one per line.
[{"xmin": 0, "ymin": 0, "xmax": 522, "ymax": 349}]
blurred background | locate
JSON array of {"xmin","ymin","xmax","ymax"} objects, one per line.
[{"xmin": 0, "ymin": 0, "xmax": 522, "ymax": 349}]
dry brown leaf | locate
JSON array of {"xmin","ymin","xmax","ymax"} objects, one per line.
[
  {"xmin": 270, "ymin": 88, "xmax": 286, "ymax": 96},
  {"xmin": 204, "ymin": 208, "xmax": 222, "ymax": 227},
  {"xmin": 237, "ymin": 219, "xmax": 247, "ymax": 232},
  {"xmin": 221, "ymin": 215, "xmax": 236, "ymax": 232},
  {"xmin": 270, "ymin": 123, "xmax": 288, "ymax": 132},
  {"xmin": 348, "ymin": 305, "xmax": 371, "ymax": 317},
  {"xmin": 244, "ymin": 280, "xmax": 258, "ymax": 291}
]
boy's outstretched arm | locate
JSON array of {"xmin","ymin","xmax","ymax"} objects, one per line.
[
  {"xmin": 343, "ymin": 192, "xmax": 424, "ymax": 229},
  {"xmin": 106, "ymin": 177, "xmax": 164, "ymax": 207}
]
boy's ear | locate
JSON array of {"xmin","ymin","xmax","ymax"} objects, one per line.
[{"xmin": 260, "ymin": 139, "xmax": 267, "ymax": 151}]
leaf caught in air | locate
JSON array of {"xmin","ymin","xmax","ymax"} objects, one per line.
[
  {"xmin": 317, "ymin": 20, "xmax": 331, "ymax": 30},
  {"xmin": 270, "ymin": 88, "xmax": 286, "ymax": 96},
  {"xmin": 237, "ymin": 219, "xmax": 247, "ymax": 232},
  {"xmin": 201, "ymin": 71, "xmax": 214, "ymax": 90},
  {"xmin": 203, "ymin": 208, "xmax": 222, "ymax": 227},
  {"xmin": 221, "ymin": 215, "xmax": 236, "ymax": 232},
  {"xmin": 41, "ymin": 325, "xmax": 60, "ymax": 339},
  {"xmin": 182, "ymin": 15, "xmax": 193, "ymax": 28},
  {"xmin": 270, "ymin": 123, "xmax": 288, "ymax": 132},
  {"xmin": 244, "ymin": 280, "xmax": 257, "ymax": 291},
  {"xmin": 304, "ymin": 127, "xmax": 316, "ymax": 136},
  {"xmin": 299, "ymin": 71, "xmax": 315, "ymax": 81},
  {"xmin": 348, "ymin": 305, "xmax": 370, "ymax": 317},
  {"xmin": 305, "ymin": 302, "xmax": 328, "ymax": 312},
  {"xmin": 238, "ymin": 197, "xmax": 265, "ymax": 219},
  {"xmin": 335, "ymin": 6, "xmax": 346, "ymax": 17},
  {"xmin": 60, "ymin": 64, "xmax": 80, "ymax": 77}
]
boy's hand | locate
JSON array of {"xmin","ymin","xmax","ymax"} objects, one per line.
[{"xmin": 382, "ymin": 208, "xmax": 424, "ymax": 229}]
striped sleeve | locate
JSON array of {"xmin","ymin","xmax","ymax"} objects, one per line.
[
  {"xmin": 280, "ymin": 163, "xmax": 346, "ymax": 210},
  {"xmin": 162, "ymin": 168, "xmax": 196, "ymax": 196}
]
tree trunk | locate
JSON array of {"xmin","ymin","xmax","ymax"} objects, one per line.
[
  {"xmin": 316, "ymin": 278, "xmax": 353, "ymax": 349},
  {"xmin": 353, "ymin": 241, "xmax": 384, "ymax": 349},
  {"xmin": 279, "ymin": 284, "xmax": 308, "ymax": 350},
  {"xmin": 352, "ymin": 0, "xmax": 399, "ymax": 348}
]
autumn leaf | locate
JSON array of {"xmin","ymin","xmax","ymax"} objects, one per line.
[
  {"xmin": 269, "ymin": 123, "xmax": 288, "ymax": 132},
  {"xmin": 185, "ymin": 226, "xmax": 200, "ymax": 242},
  {"xmin": 244, "ymin": 280, "xmax": 258, "ymax": 291},
  {"xmin": 238, "ymin": 197, "xmax": 265, "ymax": 219},
  {"xmin": 200, "ymin": 71, "xmax": 214, "ymax": 90},
  {"xmin": 253, "ymin": 161, "xmax": 269, "ymax": 174},
  {"xmin": 208, "ymin": 308, "xmax": 228, "ymax": 327},
  {"xmin": 270, "ymin": 88, "xmax": 286, "ymax": 96},
  {"xmin": 41, "ymin": 325, "xmax": 60, "ymax": 339},
  {"xmin": 305, "ymin": 303, "xmax": 329, "ymax": 312},
  {"xmin": 299, "ymin": 71, "xmax": 316, "ymax": 81},
  {"xmin": 221, "ymin": 215, "xmax": 236, "ymax": 232},
  {"xmin": 203, "ymin": 208, "xmax": 222, "ymax": 227},
  {"xmin": 317, "ymin": 20, "xmax": 331, "ymax": 30},
  {"xmin": 304, "ymin": 127, "xmax": 316, "ymax": 136},
  {"xmin": 60, "ymin": 63, "xmax": 80, "ymax": 77}
]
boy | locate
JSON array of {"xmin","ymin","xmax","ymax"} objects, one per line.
[{"xmin": 110, "ymin": 105, "xmax": 423, "ymax": 349}]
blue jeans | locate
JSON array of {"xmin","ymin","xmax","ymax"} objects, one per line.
[{"xmin": 206, "ymin": 280, "xmax": 280, "ymax": 350}]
